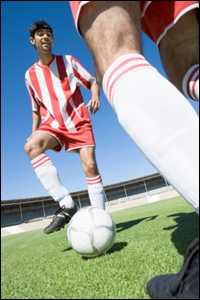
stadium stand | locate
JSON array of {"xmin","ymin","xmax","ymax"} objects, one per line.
[{"xmin": 1, "ymin": 173, "xmax": 177, "ymax": 227}]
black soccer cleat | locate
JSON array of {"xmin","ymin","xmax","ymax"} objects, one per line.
[{"xmin": 43, "ymin": 205, "xmax": 77, "ymax": 234}]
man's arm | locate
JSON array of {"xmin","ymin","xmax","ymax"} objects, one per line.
[
  {"xmin": 70, "ymin": 56, "xmax": 101, "ymax": 113},
  {"xmin": 26, "ymin": 104, "xmax": 41, "ymax": 142},
  {"xmin": 87, "ymin": 80, "xmax": 100, "ymax": 113},
  {"xmin": 32, "ymin": 109, "xmax": 41, "ymax": 132},
  {"xmin": 25, "ymin": 76, "xmax": 41, "ymax": 136}
]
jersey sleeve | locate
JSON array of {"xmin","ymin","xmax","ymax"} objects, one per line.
[
  {"xmin": 71, "ymin": 56, "xmax": 96, "ymax": 89},
  {"xmin": 25, "ymin": 75, "xmax": 39, "ymax": 112}
]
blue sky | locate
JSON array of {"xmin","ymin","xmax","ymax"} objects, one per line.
[{"xmin": 1, "ymin": 1, "xmax": 199, "ymax": 200}]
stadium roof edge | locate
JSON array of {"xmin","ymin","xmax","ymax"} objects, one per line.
[{"xmin": 1, "ymin": 172, "xmax": 162, "ymax": 204}]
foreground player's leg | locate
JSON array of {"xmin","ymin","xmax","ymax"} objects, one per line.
[
  {"xmin": 78, "ymin": 1, "xmax": 199, "ymax": 212},
  {"xmin": 24, "ymin": 132, "xmax": 77, "ymax": 233},
  {"xmin": 79, "ymin": 147, "xmax": 106, "ymax": 210},
  {"xmin": 159, "ymin": 9, "xmax": 199, "ymax": 101}
]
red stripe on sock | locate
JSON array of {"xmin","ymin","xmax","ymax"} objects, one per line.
[
  {"xmin": 31, "ymin": 154, "xmax": 47, "ymax": 163},
  {"xmin": 32, "ymin": 157, "xmax": 50, "ymax": 169},
  {"xmin": 87, "ymin": 176, "xmax": 102, "ymax": 184},
  {"xmin": 187, "ymin": 67, "xmax": 199, "ymax": 98},
  {"xmin": 108, "ymin": 63, "xmax": 151, "ymax": 100},
  {"xmin": 105, "ymin": 56, "xmax": 145, "ymax": 96},
  {"xmin": 88, "ymin": 179, "xmax": 102, "ymax": 185},
  {"xmin": 191, "ymin": 73, "xmax": 199, "ymax": 99}
]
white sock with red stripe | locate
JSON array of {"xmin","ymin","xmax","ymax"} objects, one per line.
[
  {"xmin": 87, "ymin": 175, "xmax": 106, "ymax": 210},
  {"xmin": 182, "ymin": 64, "xmax": 199, "ymax": 101},
  {"xmin": 103, "ymin": 53, "xmax": 199, "ymax": 213},
  {"xmin": 31, "ymin": 154, "xmax": 75, "ymax": 209}
]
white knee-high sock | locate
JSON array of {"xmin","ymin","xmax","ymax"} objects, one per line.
[
  {"xmin": 103, "ymin": 53, "xmax": 199, "ymax": 213},
  {"xmin": 182, "ymin": 64, "xmax": 199, "ymax": 101},
  {"xmin": 31, "ymin": 154, "xmax": 75, "ymax": 209},
  {"xmin": 87, "ymin": 175, "xmax": 106, "ymax": 210}
]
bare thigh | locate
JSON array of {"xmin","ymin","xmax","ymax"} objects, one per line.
[
  {"xmin": 159, "ymin": 9, "xmax": 199, "ymax": 91},
  {"xmin": 79, "ymin": 1, "xmax": 142, "ymax": 80}
]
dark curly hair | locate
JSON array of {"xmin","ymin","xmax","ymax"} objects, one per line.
[{"xmin": 28, "ymin": 20, "xmax": 53, "ymax": 38}]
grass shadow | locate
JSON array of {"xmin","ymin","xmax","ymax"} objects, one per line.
[
  {"xmin": 81, "ymin": 241, "xmax": 128, "ymax": 260},
  {"xmin": 107, "ymin": 241, "xmax": 128, "ymax": 254},
  {"xmin": 62, "ymin": 246, "xmax": 72, "ymax": 252},
  {"xmin": 164, "ymin": 212, "xmax": 199, "ymax": 255},
  {"xmin": 116, "ymin": 215, "xmax": 158, "ymax": 233}
]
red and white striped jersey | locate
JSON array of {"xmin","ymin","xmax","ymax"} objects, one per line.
[{"xmin": 25, "ymin": 54, "xmax": 96, "ymax": 132}]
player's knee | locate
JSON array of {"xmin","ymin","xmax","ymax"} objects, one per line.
[
  {"xmin": 24, "ymin": 141, "xmax": 31, "ymax": 155},
  {"xmin": 24, "ymin": 140, "xmax": 45, "ymax": 158}
]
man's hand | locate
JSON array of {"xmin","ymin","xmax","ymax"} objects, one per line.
[
  {"xmin": 87, "ymin": 80, "xmax": 100, "ymax": 113},
  {"xmin": 87, "ymin": 97, "xmax": 100, "ymax": 113}
]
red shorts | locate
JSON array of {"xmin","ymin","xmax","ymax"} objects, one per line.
[
  {"xmin": 141, "ymin": 1, "xmax": 199, "ymax": 45},
  {"xmin": 36, "ymin": 124, "xmax": 95, "ymax": 152},
  {"xmin": 69, "ymin": 1, "xmax": 199, "ymax": 45}
]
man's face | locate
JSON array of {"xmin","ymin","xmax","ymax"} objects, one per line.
[{"xmin": 30, "ymin": 28, "xmax": 53, "ymax": 54}]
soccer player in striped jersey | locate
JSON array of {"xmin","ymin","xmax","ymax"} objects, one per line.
[
  {"xmin": 68, "ymin": 2, "xmax": 199, "ymax": 298},
  {"xmin": 24, "ymin": 21, "xmax": 106, "ymax": 234}
]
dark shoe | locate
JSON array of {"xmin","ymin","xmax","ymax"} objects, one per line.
[
  {"xmin": 147, "ymin": 274, "xmax": 179, "ymax": 299},
  {"xmin": 43, "ymin": 205, "xmax": 77, "ymax": 234},
  {"xmin": 146, "ymin": 238, "xmax": 199, "ymax": 299}
]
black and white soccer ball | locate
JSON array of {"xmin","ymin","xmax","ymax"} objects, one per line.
[{"xmin": 67, "ymin": 207, "xmax": 116, "ymax": 257}]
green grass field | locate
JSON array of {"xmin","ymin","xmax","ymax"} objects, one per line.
[{"xmin": 1, "ymin": 197, "xmax": 199, "ymax": 299}]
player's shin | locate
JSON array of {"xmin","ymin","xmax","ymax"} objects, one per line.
[
  {"xmin": 31, "ymin": 154, "xmax": 75, "ymax": 209},
  {"xmin": 103, "ymin": 53, "xmax": 199, "ymax": 213},
  {"xmin": 87, "ymin": 175, "xmax": 106, "ymax": 210}
]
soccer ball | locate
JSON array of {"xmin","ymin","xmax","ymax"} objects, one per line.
[{"xmin": 67, "ymin": 207, "xmax": 116, "ymax": 257}]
